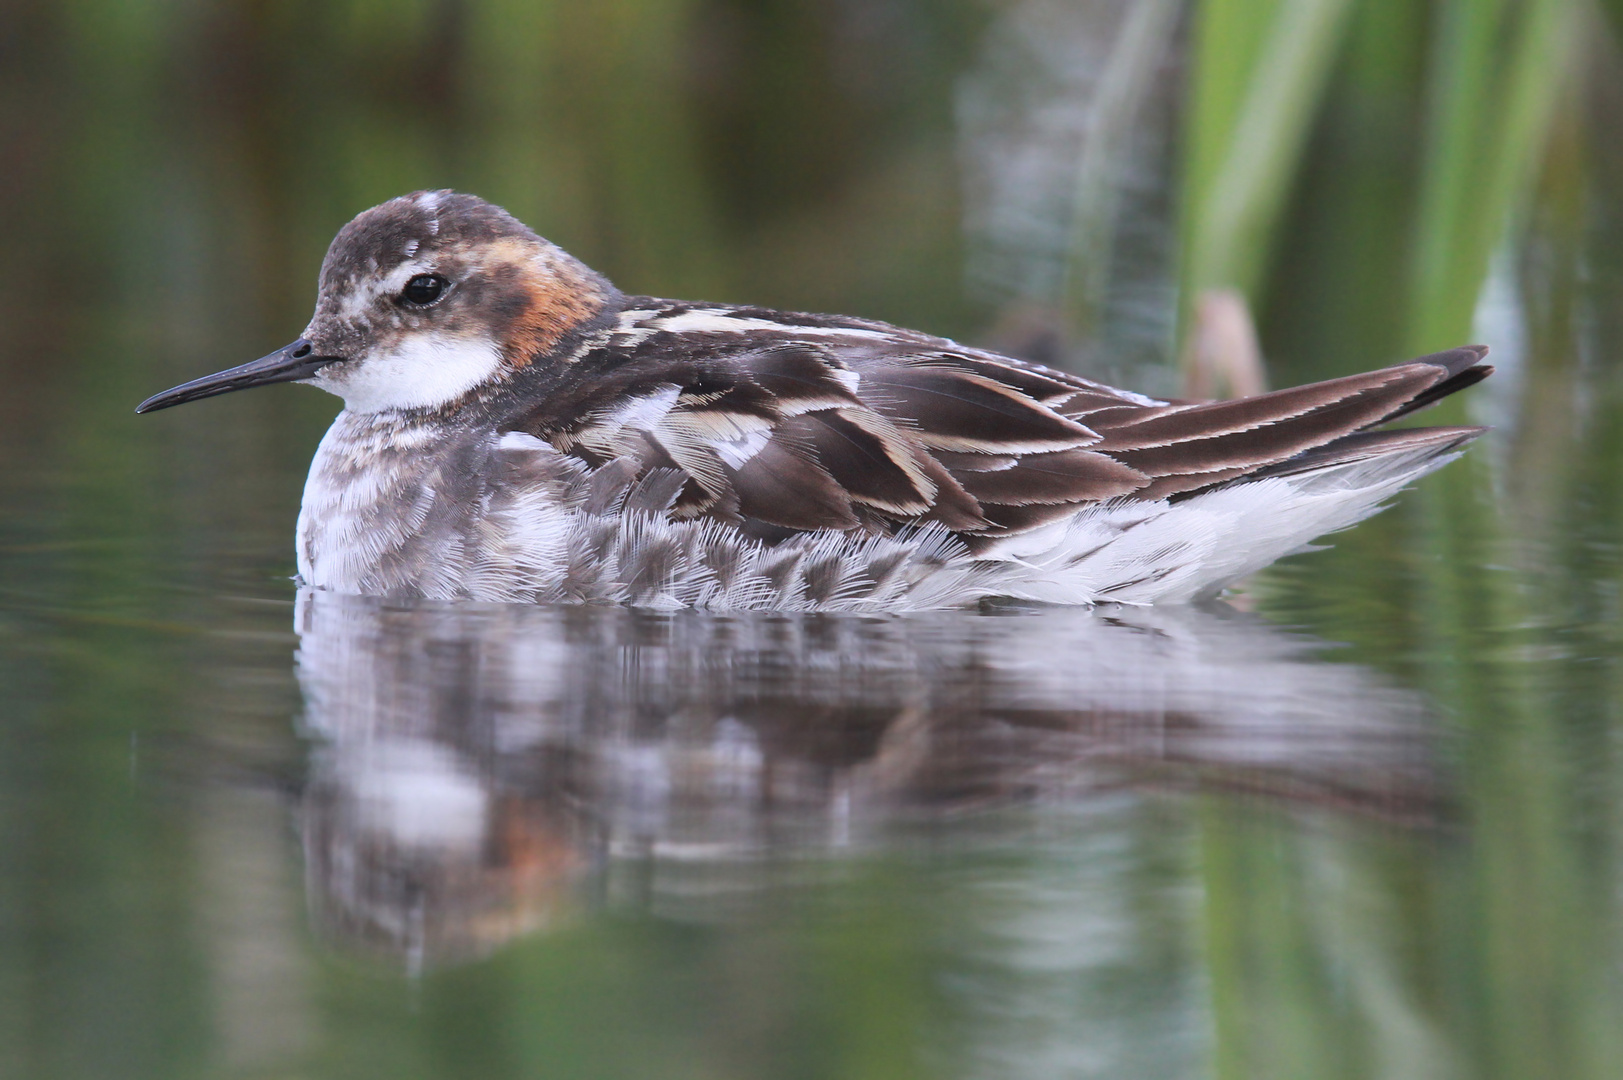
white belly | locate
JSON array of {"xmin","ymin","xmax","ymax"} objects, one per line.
[
  {"xmin": 293, "ymin": 413, "xmax": 1462, "ymax": 609},
  {"xmin": 296, "ymin": 413, "xmax": 579, "ymax": 602}
]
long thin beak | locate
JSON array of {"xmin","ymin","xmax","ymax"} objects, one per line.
[{"xmin": 135, "ymin": 339, "xmax": 344, "ymax": 414}]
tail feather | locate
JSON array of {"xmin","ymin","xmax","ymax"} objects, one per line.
[
  {"xmin": 1077, "ymin": 345, "xmax": 1492, "ymax": 502},
  {"xmin": 1248, "ymin": 425, "xmax": 1485, "ymax": 483}
]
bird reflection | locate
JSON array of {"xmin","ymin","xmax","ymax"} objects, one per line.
[{"xmin": 292, "ymin": 589, "xmax": 1439, "ymax": 966}]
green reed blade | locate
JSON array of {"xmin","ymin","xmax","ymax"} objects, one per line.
[
  {"xmin": 1406, "ymin": 0, "xmax": 1578, "ymax": 355},
  {"xmin": 1179, "ymin": 0, "xmax": 1357, "ymax": 335}
]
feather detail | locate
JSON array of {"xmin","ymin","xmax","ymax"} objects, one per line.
[
  {"xmin": 1107, "ymin": 379, "xmax": 1436, "ymax": 482},
  {"xmin": 728, "ymin": 427, "xmax": 861, "ymax": 531},
  {"xmin": 743, "ymin": 344, "xmax": 865, "ymax": 408},
  {"xmin": 1088, "ymin": 366, "xmax": 1426, "ymax": 451},
  {"xmin": 952, "ymin": 449, "xmax": 1148, "ymax": 507},
  {"xmin": 932, "ymin": 451, "xmax": 1019, "ymax": 472},
  {"xmin": 493, "ymin": 300, "xmax": 1490, "ymax": 557},
  {"xmin": 788, "ymin": 411, "xmax": 934, "ymax": 516},
  {"xmin": 856, "ymin": 362, "xmax": 1101, "ymax": 453}
]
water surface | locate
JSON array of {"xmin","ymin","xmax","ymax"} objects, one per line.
[{"xmin": 6, "ymin": 3, "xmax": 1623, "ymax": 1078}]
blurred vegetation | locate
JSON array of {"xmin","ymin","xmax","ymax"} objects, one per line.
[
  {"xmin": 5, "ymin": 1, "xmax": 1623, "ymax": 1079},
  {"xmin": 1183, "ymin": 2, "xmax": 1623, "ymax": 1079}
]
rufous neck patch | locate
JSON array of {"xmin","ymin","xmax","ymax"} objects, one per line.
[{"xmin": 482, "ymin": 238, "xmax": 610, "ymax": 368}]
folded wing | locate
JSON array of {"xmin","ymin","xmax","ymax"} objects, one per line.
[{"xmin": 506, "ymin": 305, "xmax": 1489, "ymax": 544}]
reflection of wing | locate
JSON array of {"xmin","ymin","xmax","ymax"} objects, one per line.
[
  {"xmin": 508, "ymin": 304, "xmax": 1487, "ymax": 546},
  {"xmin": 293, "ymin": 589, "xmax": 1441, "ymax": 964}
]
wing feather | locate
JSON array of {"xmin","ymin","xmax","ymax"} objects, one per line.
[
  {"xmin": 856, "ymin": 362, "xmax": 1101, "ymax": 452},
  {"xmin": 502, "ymin": 300, "xmax": 1491, "ymax": 545},
  {"xmin": 952, "ymin": 449, "xmax": 1148, "ymax": 507},
  {"xmin": 1104, "ymin": 374, "xmax": 1447, "ymax": 494},
  {"xmin": 792, "ymin": 411, "xmax": 933, "ymax": 516},
  {"xmin": 1087, "ymin": 367, "xmax": 1428, "ymax": 451},
  {"xmin": 728, "ymin": 428, "xmax": 860, "ymax": 531}
]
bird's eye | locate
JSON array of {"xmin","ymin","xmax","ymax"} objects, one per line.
[{"xmin": 401, "ymin": 274, "xmax": 447, "ymax": 306}]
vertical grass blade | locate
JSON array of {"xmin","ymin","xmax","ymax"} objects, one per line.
[
  {"xmin": 1406, "ymin": 0, "xmax": 1579, "ymax": 354},
  {"xmin": 1180, "ymin": 0, "xmax": 1357, "ymax": 328}
]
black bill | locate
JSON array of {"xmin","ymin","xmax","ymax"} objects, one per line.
[{"xmin": 135, "ymin": 339, "xmax": 342, "ymax": 414}]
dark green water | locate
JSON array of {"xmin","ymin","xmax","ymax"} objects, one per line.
[{"xmin": 5, "ymin": 3, "xmax": 1623, "ymax": 1078}]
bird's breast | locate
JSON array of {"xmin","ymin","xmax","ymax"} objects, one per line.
[{"xmin": 294, "ymin": 411, "xmax": 534, "ymax": 600}]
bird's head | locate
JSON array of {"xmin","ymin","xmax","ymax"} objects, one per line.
[{"xmin": 137, "ymin": 191, "xmax": 616, "ymax": 415}]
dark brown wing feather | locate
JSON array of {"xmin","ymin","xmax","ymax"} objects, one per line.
[
  {"xmin": 729, "ymin": 426, "xmax": 861, "ymax": 531},
  {"xmin": 857, "ymin": 363, "xmax": 1099, "ymax": 452},
  {"xmin": 952, "ymin": 449, "xmax": 1147, "ymax": 506},
  {"xmin": 504, "ymin": 303, "xmax": 1490, "ymax": 542},
  {"xmin": 1086, "ymin": 346, "xmax": 1490, "ymax": 499}
]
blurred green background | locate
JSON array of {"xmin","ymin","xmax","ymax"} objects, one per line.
[{"xmin": 5, "ymin": 1, "xmax": 1623, "ymax": 1078}]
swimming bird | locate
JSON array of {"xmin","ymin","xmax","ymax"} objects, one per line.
[{"xmin": 136, "ymin": 191, "xmax": 1490, "ymax": 610}]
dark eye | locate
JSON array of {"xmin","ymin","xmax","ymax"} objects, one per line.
[{"xmin": 401, "ymin": 274, "xmax": 446, "ymax": 306}]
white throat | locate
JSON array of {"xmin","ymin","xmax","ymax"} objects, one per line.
[{"xmin": 310, "ymin": 332, "xmax": 504, "ymax": 413}]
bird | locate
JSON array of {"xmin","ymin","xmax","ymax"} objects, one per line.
[{"xmin": 136, "ymin": 190, "xmax": 1491, "ymax": 610}]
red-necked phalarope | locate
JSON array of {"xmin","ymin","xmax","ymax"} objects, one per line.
[{"xmin": 137, "ymin": 191, "xmax": 1490, "ymax": 610}]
